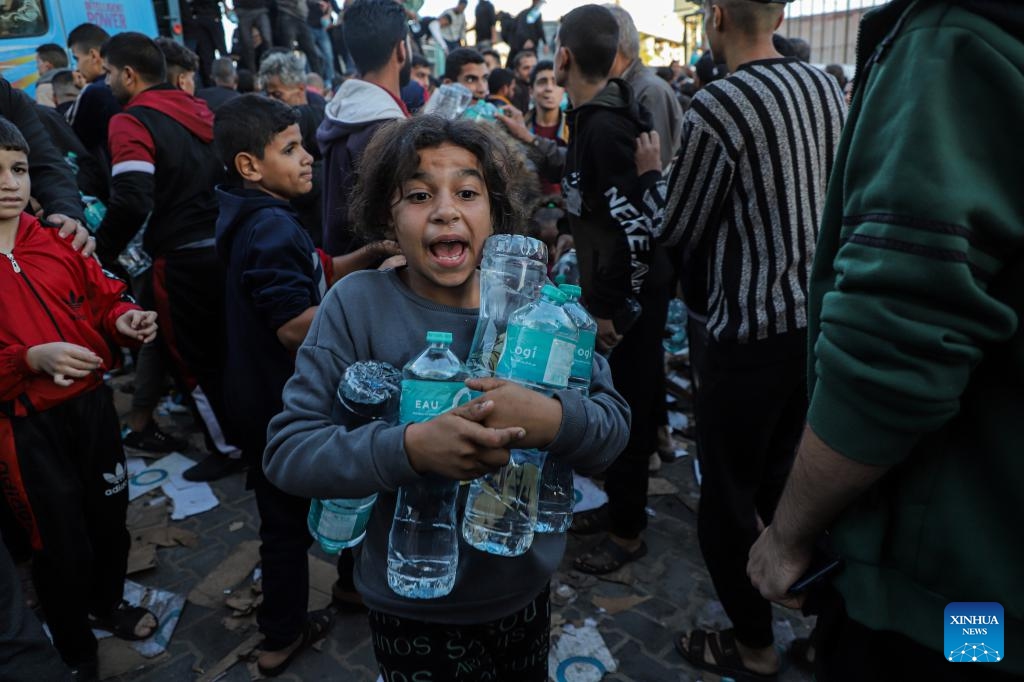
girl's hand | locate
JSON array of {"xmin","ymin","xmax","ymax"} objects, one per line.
[
  {"xmin": 635, "ymin": 131, "xmax": 662, "ymax": 175},
  {"xmin": 26, "ymin": 342, "xmax": 102, "ymax": 386},
  {"xmin": 404, "ymin": 400, "xmax": 525, "ymax": 480},
  {"xmin": 463, "ymin": 378, "xmax": 563, "ymax": 450},
  {"xmin": 115, "ymin": 310, "xmax": 158, "ymax": 343}
]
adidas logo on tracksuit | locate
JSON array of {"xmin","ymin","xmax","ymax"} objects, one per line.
[{"xmin": 103, "ymin": 462, "xmax": 128, "ymax": 496}]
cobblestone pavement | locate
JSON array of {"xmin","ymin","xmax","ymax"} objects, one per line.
[{"xmin": 103, "ymin": 374, "xmax": 815, "ymax": 682}]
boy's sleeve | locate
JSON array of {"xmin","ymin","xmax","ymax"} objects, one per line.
[
  {"xmin": 79, "ymin": 252, "xmax": 141, "ymax": 347},
  {"xmin": 0, "ymin": 345, "xmax": 36, "ymax": 401},
  {"xmin": 263, "ymin": 285, "xmax": 420, "ymax": 499},
  {"xmin": 95, "ymin": 113, "xmax": 155, "ymax": 263},
  {"xmin": 241, "ymin": 215, "xmax": 323, "ymax": 333},
  {"xmin": 546, "ymin": 353, "xmax": 631, "ymax": 474}
]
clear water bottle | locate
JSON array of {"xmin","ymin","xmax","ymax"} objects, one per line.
[
  {"xmin": 463, "ymin": 285, "xmax": 578, "ymax": 555},
  {"xmin": 462, "ymin": 100, "xmax": 499, "ymax": 122},
  {"xmin": 552, "ymin": 249, "xmax": 579, "ymax": 286},
  {"xmin": 422, "ymin": 82, "xmax": 473, "ymax": 120},
  {"xmin": 117, "ymin": 221, "xmax": 153, "ymax": 278},
  {"xmin": 558, "ymin": 284, "xmax": 597, "ymax": 396},
  {"xmin": 82, "ymin": 196, "xmax": 106, "ymax": 232},
  {"xmin": 466, "ymin": 234, "xmax": 549, "ymax": 378},
  {"xmin": 308, "ymin": 361, "xmax": 401, "ymax": 554},
  {"xmin": 663, "ymin": 298, "xmax": 689, "ymax": 355},
  {"xmin": 387, "ymin": 332, "xmax": 469, "ymax": 599}
]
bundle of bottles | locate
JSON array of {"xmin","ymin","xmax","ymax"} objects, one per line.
[{"xmin": 307, "ymin": 235, "xmax": 598, "ymax": 599}]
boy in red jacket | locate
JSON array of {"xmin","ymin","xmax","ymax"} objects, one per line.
[{"xmin": 0, "ymin": 118, "xmax": 159, "ymax": 680}]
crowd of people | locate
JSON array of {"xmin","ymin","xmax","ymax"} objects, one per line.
[{"xmin": 0, "ymin": 0, "xmax": 1020, "ymax": 681}]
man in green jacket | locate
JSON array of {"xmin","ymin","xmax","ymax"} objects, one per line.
[{"xmin": 748, "ymin": 1, "xmax": 1023, "ymax": 680}]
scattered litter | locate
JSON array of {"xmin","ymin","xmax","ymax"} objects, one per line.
[
  {"xmin": 647, "ymin": 478, "xmax": 679, "ymax": 496},
  {"xmin": 188, "ymin": 541, "xmax": 261, "ymax": 608},
  {"xmin": 665, "ymin": 393, "xmax": 676, "ymax": 404},
  {"xmin": 563, "ymin": 571, "xmax": 598, "ymax": 590},
  {"xmin": 229, "ymin": 521, "xmax": 244, "ymax": 532},
  {"xmin": 667, "ymin": 411, "xmax": 690, "ymax": 433},
  {"xmin": 644, "ymin": 506, "xmax": 656, "ymax": 517},
  {"xmin": 668, "ymin": 447, "xmax": 688, "ymax": 461},
  {"xmin": 693, "ymin": 458, "xmax": 703, "ymax": 486},
  {"xmin": 126, "ymin": 543, "xmax": 157, "ymax": 575},
  {"xmin": 126, "ymin": 496, "xmax": 170, "ymax": 532},
  {"xmin": 137, "ymin": 526, "xmax": 198, "ymax": 548},
  {"xmin": 93, "ymin": 581, "xmax": 186, "ymax": 660},
  {"xmin": 195, "ymin": 632, "xmax": 263, "ymax": 682},
  {"xmin": 551, "ymin": 582, "xmax": 578, "ymax": 607},
  {"xmin": 128, "ymin": 453, "xmax": 195, "ymax": 500},
  {"xmin": 163, "ymin": 480, "xmax": 219, "ymax": 520},
  {"xmin": 590, "ymin": 594, "xmax": 650, "ymax": 616},
  {"xmin": 156, "ymin": 395, "xmax": 191, "ymax": 416},
  {"xmin": 547, "ymin": 619, "xmax": 617, "ymax": 682},
  {"xmin": 572, "ymin": 476, "xmax": 608, "ymax": 513}
]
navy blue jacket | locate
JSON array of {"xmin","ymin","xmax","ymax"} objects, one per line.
[{"xmin": 215, "ymin": 186, "xmax": 329, "ymax": 447}]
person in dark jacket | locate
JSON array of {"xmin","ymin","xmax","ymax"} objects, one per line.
[
  {"xmin": 196, "ymin": 57, "xmax": 240, "ymax": 111},
  {"xmin": 275, "ymin": 0, "xmax": 323, "ymax": 76},
  {"xmin": 182, "ymin": 0, "xmax": 227, "ymax": 88},
  {"xmin": 318, "ymin": 0, "xmax": 409, "ymax": 257},
  {"xmin": 97, "ymin": 32, "xmax": 242, "ymax": 483},
  {"xmin": 213, "ymin": 94, "xmax": 342, "ymax": 677},
  {"xmin": 33, "ymin": 103, "xmax": 108, "ymax": 202},
  {"xmin": 507, "ymin": 0, "xmax": 545, "ymax": 67},
  {"xmin": 66, "ymin": 23, "xmax": 121, "ymax": 170},
  {"xmin": 555, "ymin": 6, "xmax": 673, "ymax": 580}
]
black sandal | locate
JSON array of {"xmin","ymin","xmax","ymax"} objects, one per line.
[
  {"xmin": 573, "ymin": 536, "xmax": 647, "ymax": 575},
  {"xmin": 675, "ymin": 628, "xmax": 778, "ymax": 682},
  {"xmin": 568, "ymin": 505, "xmax": 609, "ymax": 535},
  {"xmin": 257, "ymin": 608, "xmax": 334, "ymax": 677},
  {"xmin": 89, "ymin": 601, "xmax": 158, "ymax": 641}
]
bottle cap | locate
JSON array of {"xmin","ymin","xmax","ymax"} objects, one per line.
[
  {"xmin": 426, "ymin": 331, "xmax": 453, "ymax": 344},
  {"xmin": 541, "ymin": 284, "xmax": 568, "ymax": 303},
  {"xmin": 558, "ymin": 284, "xmax": 582, "ymax": 299}
]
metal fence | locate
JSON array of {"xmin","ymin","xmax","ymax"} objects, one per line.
[{"xmin": 781, "ymin": 0, "xmax": 886, "ymax": 65}]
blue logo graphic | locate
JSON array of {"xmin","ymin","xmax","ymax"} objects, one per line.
[{"xmin": 945, "ymin": 602, "xmax": 1003, "ymax": 663}]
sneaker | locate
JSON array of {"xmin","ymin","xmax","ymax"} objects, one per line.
[
  {"xmin": 122, "ymin": 422, "xmax": 187, "ymax": 453},
  {"xmin": 182, "ymin": 453, "xmax": 246, "ymax": 482}
]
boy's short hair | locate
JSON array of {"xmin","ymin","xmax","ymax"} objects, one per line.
[
  {"xmin": 214, "ymin": 94, "xmax": 300, "ymax": 183},
  {"xmin": 0, "ymin": 117, "xmax": 30, "ymax": 155},
  {"xmin": 349, "ymin": 115, "xmax": 533, "ymax": 240},
  {"xmin": 66, "ymin": 23, "xmax": 109, "ymax": 51},
  {"xmin": 487, "ymin": 68, "xmax": 514, "ymax": 94},
  {"xmin": 51, "ymin": 69, "xmax": 78, "ymax": 95},
  {"xmin": 443, "ymin": 48, "xmax": 484, "ymax": 82},
  {"xmin": 411, "ymin": 54, "xmax": 432, "ymax": 70},
  {"xmin": 529, "ymin": 59, "xmax": 553, "ymax": 86},
  {"xmin": 100, "ymin": 32, "xmax": 166, "ymax": 84},
  {"xmin": 155, "ymin": 37, "xmax": 199, "ymax": 74},
  {"xmin": 557, "ymin": 6, "xmax": 618, "ymax": 82},
  {"xmin": 36, "ymin": 43, "xmax": 68, "ymax": 68},
  {"xmin": 343, "ymin": 0, "xmax": 408, "ymax": 75}
]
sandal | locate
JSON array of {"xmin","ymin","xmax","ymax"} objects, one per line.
[
  {"xmin": 573, "ymin": 536, "xmax": 647, "ymax": 575},
  {"xmin": 257, "ymin": 608, "xmax": 334, "ymax": 677},
  {"xmin": 569, "ymin": 505, "xmax": 609, "ymax": 535},
  {"xmin": 89, "ymin": 601, "xmax": 158, "ymax": 641},
  {"xmin": 675, "ymin": 628, "xmax": 778, "ymax": 682}
]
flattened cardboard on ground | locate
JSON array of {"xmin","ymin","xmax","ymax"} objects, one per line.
[
  {"xmin": 195, "ymin": 632, "xmax": 263, "ymax": 682},
  {"xmin": 97, "ymin": 638, "xmax": 168, "ymax": 680},
  {"xmin": 137, "ymin": 525, "xmax": 199, "ymax": 548},
  {"xmin": 188, "ymin": 540, "xmax": 261, "ymax": 608},
  {"xmin": 647, "ymin": 477, "xmax": 680, "ymax": 496},
  {"xmin": 591, "ymin": 593, "xmax": 651, "ymax": 615},
  {"xmin": 126, "ymin": 542, "xmax": 157, "ymax": 575},
  {"xmin": 125, "ymin": 495, "xmax": 170, "ymax": 532}
]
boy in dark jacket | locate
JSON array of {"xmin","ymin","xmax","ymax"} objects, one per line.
[
  {"xmin": 0, "ymin": 118, "xmax": 158, "ymax": 680},
  {"xmin": 213, "ymin": 94, "xmax": 343, "ymax": 677}
]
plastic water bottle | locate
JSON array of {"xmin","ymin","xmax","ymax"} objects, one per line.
[
  {"xmin": 462, "ymin": 100, "xmax": 500, "ymax": 122},
  {"xmin": 308, "ymin": 361, "xmax": 401, "ymax": 554},
  {"xmin": 422, "ymin": 83, "xmax": 473, "ymax": 120},
  {"xmin": 526, "ymin": 4, "xmax": 542, "ymax": 24},
  {"xmin": 64, "ymin": 152, "xmax": 107, "ymax": 232},
  {"xmin": 466, "ymin": 234, "xmax": 549, "ymax": 378},
  {"xmin": 117, "ymin": 221, "xmax": 153, "ymax": 278},
  {"xmin": 387, "ymin": 332, "xmax": 469, "ymax": 599},
  {"xmin": 663, "ymin": 298, "xmax": 689, "ymax": 355},
  {"xmin": 552, "ymin": 249, "xmax": 579, "ymax": 286},
  {"xmin": 463, "ymin": 285, "xmax": 577, "ymax": 556}
]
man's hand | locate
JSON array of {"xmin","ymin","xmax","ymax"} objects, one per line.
[
  {"xmin": 404, "ymin": 400, "xmax": 525, "ymax": 480},
  {"xmin": 365, "ymin": 239, "xmax": 402, "ymax": 259},
  {"xmin": 26, "ymin": 342, "xmax": 102, "ymax": 387},
  {"xmin": 115, "ymin": 310, "xmax": 158, "ymax": 343},
  {"xmin": 747, "ymin": 523, "xmax": 814, "ymax": 610},
  {"xmin": 594, "ymin": 316, "xmax": 623, "ymax": 352},
  {"xmin": 50, "ymin": 214, "xmax": 95, "ymax": 258},
  {"xmin": 496, "ymin": 105, "xmax": 534, "ymax": 144},
  {"xmin": 635, "ymin": 131, "xmax": 662, "ymax": 175},
  {"xmin": 464, "ymin": 377, "xmax": 563, "ymax": 450}
]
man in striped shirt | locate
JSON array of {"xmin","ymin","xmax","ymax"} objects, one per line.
[{"xmin": 643, "ymin": 0, "xmax": 846, "ymax": 678}]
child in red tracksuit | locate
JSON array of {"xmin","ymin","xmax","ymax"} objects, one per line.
[{"xmin": 0, "ymin": 118, "xmax": 160, "ymax": 680}]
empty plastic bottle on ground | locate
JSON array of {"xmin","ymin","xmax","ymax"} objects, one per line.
[
  {"xmin": 308, "ymin": 361, "xmax": 401, "ymax": 554},
  {"xmin": 387, "ymin": 332, "xmax": 469, "ymax": 599},
  {"xmin": 463, "ymin": 285, "xmax": 578, "ymax": 556}
]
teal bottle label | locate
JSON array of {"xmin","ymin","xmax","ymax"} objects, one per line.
[
  {"xmin": 496, "ymin": 324, "xmax": 575, "ymax": 389},
  {"xmin": 572, "ymin": 330, "xmax": 596, "ymax": 383},
  {"xmin": 399, "ymin": 379, "xmax": 474, "ymax": 423}
]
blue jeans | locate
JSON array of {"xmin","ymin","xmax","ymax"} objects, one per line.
[{"xmin": 311, "ymin": 26, "xmax": 335, "ymax": 83}]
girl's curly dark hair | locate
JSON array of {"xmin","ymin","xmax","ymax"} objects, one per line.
[{"xmin": 348, "ymin": 115, "xmax": 535, "ymax": 241}]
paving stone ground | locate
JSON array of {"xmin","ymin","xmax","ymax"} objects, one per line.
[{"xmin": 104, "ymin": 372, "xmax": 815, "ymax": 682}]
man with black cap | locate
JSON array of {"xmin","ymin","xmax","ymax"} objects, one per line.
[{"xmin": 641, "ymin": 0, "xmax": 846, "ymax": 678}]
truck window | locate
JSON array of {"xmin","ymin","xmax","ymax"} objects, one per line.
[{"xmin": 0, "ymin": 0, "xmax": 46, "ymax": 38}]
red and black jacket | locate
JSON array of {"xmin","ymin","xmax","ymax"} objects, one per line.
[{"xmin": 0, "ymin": 213, "xmax": 141, "ymax": 416}]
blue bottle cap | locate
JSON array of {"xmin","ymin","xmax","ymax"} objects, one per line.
[
  {"xmin": 426, "ymin": 331, "xmax": 453, "ymax": 344},
  {"xmin": 541, "ymin": 284, "xmax": 568, "ymax": 303},
  {"xmin": 558, "ymin": 284, "xmax": 582, "ymax": 300}
]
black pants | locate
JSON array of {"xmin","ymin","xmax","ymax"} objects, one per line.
[
  {"xmin": 152, "ymin": 248, "xmax": 238, "ymax": 457},
  {"xmin": 0, "ymin": 536, "xmax": 73, "ymax": 681},
  {"xmin": 604, "ymin": 289, "xmax": 671, "ymax": 539},
  {"xmin": 7, "ymin": 386, "xmax": 130, "ymax": 666},
  {"xmin": 183, "ymin": 16, "xmax": 226, "ymax": 87},
  {"xmin": 693, "ymin": 333, "xmax": 807, "ymax": 648},
  {"xmin": 369, "ymin": 587, "xmax": 550, "ymax": 682},
  {"xmin": 275, "ymin": 14, "xmax": 323, "ymax": 76},
  {"xmin": 814, "ymin": 589, "xmax": 1017, "ymax": 682}
]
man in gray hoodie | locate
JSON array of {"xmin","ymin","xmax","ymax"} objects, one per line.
[{"xmin": 317, "ymin": 0, "xmax": 410, "ymax": 256}]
